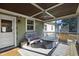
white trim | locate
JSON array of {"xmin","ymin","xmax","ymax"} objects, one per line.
[
  {"xmin": 0, "ymin": 8, "xmax": 44, "ymax": 22},
  {"xmin": 31, "ymin": 11, "xmax": 56, "ymax": 19},
  {"xmin": 26, "ymin": 19, "xmax": 35, "ymax": 32},
  {"xmin": 76, "ymin": 5, "xmax": 79, "ymax": 14},
  {"xmin": 45, "ymin": 3, "xmax": 64, "ymax": 11},
  {"xmin": 14, "ymin": 17, "xmax": 17, "ymax": 47},
  {"xmin": 57, "ymin": 14, "xmax": 78, "ymax": 19},
  {"xmin": 26, "ymin": 19, "xmax": 27, "ymax": 32},
  {"xmin": 31, "ymin": 3, "xmax": 44, "ymax": 17},
  {"xmin": 0, "ymin": 19, "xmax": 1, "ymax": 33},
  {"xmin": 31, "ymin": 3, "xmax": 44, "ymax": 11},
  {"xmin": 0, "ymin": 14, "xmax": 17, "ymax": 47},
  {"xmin": 31, "ymin": 3, "xmax": 56, "ymax": 18},
  {"xmin": 34, "ymin": 20, "xmax": 35, "ymax": 31},
  {"xmin": 31, "ymin": 11, "xmax": 43, "ymax": 17},
  {"xmin": 45, "ymin": 11, "xmax": 56, "ymax": 18}
]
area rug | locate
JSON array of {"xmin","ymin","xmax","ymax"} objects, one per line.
[{"xmin": 21, "ymin": 44, "xmax": 52, "ymax": 55}]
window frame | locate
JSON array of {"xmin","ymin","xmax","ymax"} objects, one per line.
[
  {"xmin": 1, "ymin": 19, "xmax": 12, "ymax": 33},
  {"xmin": 26, "ymin": 19, "xmax": 35, "ymax": 31},
  {"xmin": 51, "ymin": 25, "xmax": 53, "ymax": 30},
  {"xmin": 44, "ymin": 24, "xmax": 47, "ymax": 31}
]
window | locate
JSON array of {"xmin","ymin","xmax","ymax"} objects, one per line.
[
  {"xmin": 27, "ymin": 20, "xmax": 34, "ymax": 31},
  {"xmin": 1, "ymin": 19, "xmax": 12, "ymax": 32},
  {"xmin": 44, "ymin": 25, "xmax": 47, "ymax": 31}
]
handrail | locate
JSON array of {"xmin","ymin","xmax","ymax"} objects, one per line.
[
  {"xmin": 43, "ymin": 32, "xmax": 79, "ymax": 41},
  {"xmin": 43, "ymin": 32, "xmax": 78, "ymax": 35}
]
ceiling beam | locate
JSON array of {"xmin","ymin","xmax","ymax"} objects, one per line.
[
  {"xmin": 45, "ymin": 14, "xmax": 77, "ymax": 22},
  {"xmin": 31, "ymin": 11, "xmax": 43, "ymax": 17},
  {"xmin": 31, "ymin": 3, "xmax": 56, "ymax": 18},
  {"xmin": 45, "ymin": 11, "xmax": 56, "ymax": 19},
  {"xmin": 45, "ymin": 3, "xmax": 64, "ymax": 11},
  {"xmin": 31, "ymin": 3, "xmax": 44, "ymax": 17},
  {"xmin": 31, "ymin": 3, "xmax": 44, "ymax": 11},
  {"xmin": 56, "ymin": 14, "xmax": 78, "ymax": 20}
]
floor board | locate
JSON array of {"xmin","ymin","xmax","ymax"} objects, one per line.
[{"xmin": 0, "ymin": 48, "xmax": 20, "ymax": 56}]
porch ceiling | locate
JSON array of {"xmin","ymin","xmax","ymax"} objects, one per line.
[
  {"xmin": 0, "ymin": 3, "xmax": 41, "ymax": 16},
  {"xmin": 36, "ymin": 3, "xmax": 58, "ymax": 9},
  {"xmin": 0, "ymin": 3, "xmax": 79, "ymax": 21},
  {"xmin": 34, "ymin": 12, "xmax": 54, "ymax": 20},
  {"xmin": 48, "ymin": 3, "xmax": 78, "ymax": 17}
]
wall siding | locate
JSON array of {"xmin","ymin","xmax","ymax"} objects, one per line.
[
  {"xmin": 0, "ymin": 13, "xmax": 44, "ymax": 46},
  {"xmin": 17, "ymin": 18, "xmax": 44, "ymax": 45},
  {"xmin": 17, "ymin": 17, "xmax": 26, "ymax": 45}
]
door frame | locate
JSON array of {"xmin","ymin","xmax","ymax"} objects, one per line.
[
  {"xmin": 14, "ymin": 15, "xmax": 17, "ymax": 47},
  {"xmin": 0, "ymin": 14, "xmax": 17, "ymax": 48}
]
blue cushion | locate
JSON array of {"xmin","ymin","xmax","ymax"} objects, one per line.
[{"xmin": 24, "ymin": 32, "xmax": 40, "ymax": 41}]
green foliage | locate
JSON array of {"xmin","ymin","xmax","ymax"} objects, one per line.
[{"xmin": 62, "ymin": 18, "xmax": 77, "ymax": 26}]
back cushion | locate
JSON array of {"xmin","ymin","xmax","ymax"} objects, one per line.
[{"xmin": 25, "ymin": 32, "xmax": 40, "ymax": 41}]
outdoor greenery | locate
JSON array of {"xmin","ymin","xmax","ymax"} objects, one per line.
[
  {"xmin": 59, "ymin": 17, "xmax": 77, "ymax": 32},
  {"xmin": 62, "ymin": 17, "xmax": 77, "ymax": 26}
]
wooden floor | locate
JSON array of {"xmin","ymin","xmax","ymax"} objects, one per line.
[
  {"xmin": 0, "ymin": 48, "xmax": 20, "ymax": 56},
  {"xmin": 76, "ymin": 44, "xmax": 79, "ymax": 55}
]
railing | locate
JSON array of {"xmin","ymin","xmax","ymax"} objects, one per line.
[
  {"xmin": 43, "ymin": 32, "xmax": 78, "ymax": 55},
  {"xmin": 58, "ymin": 32, "xmax": 78, "ymax": 41},
  {"xmin": 43, "ymin": 32, "xmax": 79, "ymax": 42}
]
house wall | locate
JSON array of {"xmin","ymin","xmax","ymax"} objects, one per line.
[
  {"xmin": 17, "ymin": 18, "xmax": 44, "ymax": 45},
  {"xmin": 0, "ymin": 13, "xmax": 44, "ymax": 46},
  {"xmin": 16, "ymin": 17, "xmax": 26, "ymax": 45},
  {"xmin": 44, "ymin": 23, "xmax": 55, "ymax": 32}
]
